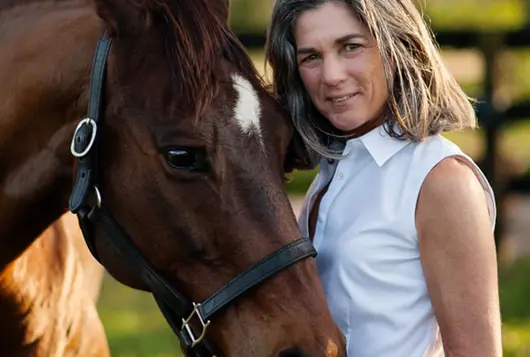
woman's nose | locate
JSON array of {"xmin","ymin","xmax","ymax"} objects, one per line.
[{"xmin": 321, "ymin": 56, "xmax": 348, "ymax": 87}]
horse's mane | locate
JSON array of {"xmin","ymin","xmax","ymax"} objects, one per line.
[
  {"xmin": 0, "ymin": 0, "xmax": 87, "ymax": 13},
  {"xmin": 140, "ymin": 0, "xmax": 265, "ymax": 117},
  {"xmin": 2, "ymin": 0, "xmax": 264, "ymax": 117}
]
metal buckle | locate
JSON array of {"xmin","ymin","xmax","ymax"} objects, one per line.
[
  {"xmin": 182, "ymin": 302, "xmax": 211, "ymax": 348},
  {"xmin": 86, "ymin": 186, "xmax": 103, "ymax": 218},
  {"xmin": 71, "ymin": 118, "xmax": 97, "ymax": 158},
  {"xmin": 93, "ymin": 185, "xmax": 103, "ymax": 209}
]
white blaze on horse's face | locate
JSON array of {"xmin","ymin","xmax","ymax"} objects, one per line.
[{"xmin": 231, "ymin": 74, "xmax": 262, "ymax": 141}]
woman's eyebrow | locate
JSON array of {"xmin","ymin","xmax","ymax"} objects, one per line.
[
  {"xmin": 296, "ymin": 33, "xmax": 364, "ymax": 55},
  {"xmin": 335, "ymin": 33, "xmax": 363, "ymax": 44}
]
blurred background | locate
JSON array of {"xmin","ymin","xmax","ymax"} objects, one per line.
[{"xmin": 96, "ymin": 0, "xmax": 530, "ymax": 356}]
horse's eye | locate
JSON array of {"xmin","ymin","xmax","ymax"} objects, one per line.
[{"xmin": 165, "ymin": 148, "xmax": 209, "ymax": 172}]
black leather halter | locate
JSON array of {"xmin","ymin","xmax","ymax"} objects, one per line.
[{"xmin": 68, "ymin": 33, "xmax": 317, "ymax": 357}]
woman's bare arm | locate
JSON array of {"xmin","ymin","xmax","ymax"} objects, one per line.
[{"xmin": 416, "ymin": 157, "xmax": 502, "ymax": 357}]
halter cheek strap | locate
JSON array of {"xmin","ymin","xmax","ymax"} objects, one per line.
[{"xmin": 68, "ymin": 32, "xmax": 317, "ymax": 357}]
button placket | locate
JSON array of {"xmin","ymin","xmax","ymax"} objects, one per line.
[
  {"xmin": 312, "ymin": 140, "xmax": 362, "ymax": 247},
  {"xmin": 312, "ymin": 157, "xmax": 352, "ymax": 247}
]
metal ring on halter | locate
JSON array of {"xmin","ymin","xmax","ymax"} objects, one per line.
[
  {"xmin": 182, "ymin": 302, "xmax": 211, "ymax": 348},
  {"xmin": 71, "ymin": 118, "xmax": 98, "ymax": 158},
  {"xmin": 94, "ymin": 185, "xmax": 103, "ymax": 208}
]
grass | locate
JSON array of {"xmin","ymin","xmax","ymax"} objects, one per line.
[
  {"xmin": 97, "ymin": 255, "xmax": 530, "ymax": 356},
  {"xmin": 95, "ymin": 80, "xmax": 530, "ymax": 357},
  {"xmin": 97, "ymin": 36, "xmax": 530, "ymax": 357},
  {"xmin": 499, "ymin": 257, "xmax": 530, "ymax": 357},
  {"xmin": 97, "ymin": 279, "xmax": 183, "ymax": 357},
  {"xmin": 95, "ymin": 120, "xmax": 530, "ymax": 356}
]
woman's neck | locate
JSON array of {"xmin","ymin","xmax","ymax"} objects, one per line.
[{"xmin": 342, "ymin": 117, "xmax": 383, "ymax": 140}]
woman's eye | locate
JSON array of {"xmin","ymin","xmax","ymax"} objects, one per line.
[
  {"xmin": 165, "ymin": 147, "xmax": 209, "ymax": 172},
  {"xmin": 302, "ymin": 54, "xmax": 319, "ymax": 63},
  {"xmin": 344, "ymin": 43, "xmax": 359, "ymax": 51}
]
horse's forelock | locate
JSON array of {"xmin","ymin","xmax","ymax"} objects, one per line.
[
  {"xmin": 146, "ymin": 0, "xmax": 227, "ymax": 117},
  {"xmin": 96, "ymin": 0, "xmax": 265, "ymax": 119},
  {"xmin": 153, "ymin": 0, "xmax": 267, "ymax": 119}
]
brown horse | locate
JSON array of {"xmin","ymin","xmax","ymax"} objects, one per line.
[
  {"xmin": 0, "ymin": 213, "xmax": 109, "ymax": 357},
  {"xmin": 0, "ymin": 0, "xmax": 347, "ymax": 355}
]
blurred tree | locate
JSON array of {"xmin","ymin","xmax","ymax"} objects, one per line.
[
  {"xmin": 424, "ymin": 0, "xmax": 526, "ymax": 30},
  {"xmin": 229, "ymin": 0, "xmax": 272, "ymax": 33},
  {"xmin": 227, "ymin": 0, "xmax": 527, "ymax": 33}
]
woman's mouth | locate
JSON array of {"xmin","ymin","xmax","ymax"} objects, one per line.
[{"xmin": 327, "ymin": 93, "xmax": 357, "ymax": 103}]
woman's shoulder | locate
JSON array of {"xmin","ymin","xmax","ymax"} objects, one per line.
[
  {"xmin": 416, "ymin": 153, "xmax": 497, "ymax": 243},
  {"xmin": 409, "ymin": 133, "xmax": 465, "ymax": 158},
  {"xmin": 406, "ymin": 134, "xmax": 497, "ymax": 230},
  {"xmin": 362, "ymin": 125, "xmax": 468, "ymax": 168},
  {"xmin": 395, "ymin": 133, "xmax": 478, "ymax": 176}
]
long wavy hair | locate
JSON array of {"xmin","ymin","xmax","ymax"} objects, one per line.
[{"xmin": 265, "ymin": 0, "xmax": 477, "ymax": 158}]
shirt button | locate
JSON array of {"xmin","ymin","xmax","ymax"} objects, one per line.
[{"xmin": 337, "ymin": 172, "xmax": 344, "ymax": 180}]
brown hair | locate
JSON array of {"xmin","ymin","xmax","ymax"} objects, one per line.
[{"xmin": 266, "ymin": 0, "xmax": 477, "ymax": 158}]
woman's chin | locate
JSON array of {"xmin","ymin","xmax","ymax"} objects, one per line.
[{"xmin": 328, "ymin": 117, "xmax": 366, "ymax": 132}]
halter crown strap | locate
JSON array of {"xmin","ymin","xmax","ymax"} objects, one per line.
[
  {"xmin": 69, "ymin": 34, "xmax": 112, "ymax": 214},
  {"xmin": 68, "ymin": 32, "xmax": 318, "ymax": 357}
]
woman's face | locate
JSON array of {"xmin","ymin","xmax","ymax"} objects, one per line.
[{"xmin": 294, "ymin": 1, "xmax": 388, "ymax": 132}]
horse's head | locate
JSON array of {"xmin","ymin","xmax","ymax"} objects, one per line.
[{"xmin": 72, "ymin": 0, "xmax": 345, "ymax": 356}]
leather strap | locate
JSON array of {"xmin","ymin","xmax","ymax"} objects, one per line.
[
  {"xmin": 88, "ymin": 205, "xmax": 316, "ymax": 352},
  {"xmin": 87, "ymin": 34, "xmax": 112, "ymax": 122},
  {"xmin": 68, "ymin": 31, "xmax": 319, "ymax": 357},
  {"xmin": 88, "ymin": 206, "xmax": 193, "ymax": 316},
  {"xmin": 199, "ymin": 237, "xmax": 316, "ymax": 320},
  {"xmin": 69, "ymin": 34, "xmax": 112, "ymax": 213}
]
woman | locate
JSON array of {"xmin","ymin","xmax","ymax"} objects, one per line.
[{"xmin": 266, "ymin": 0, "xmax": 502, "ymax": 356}]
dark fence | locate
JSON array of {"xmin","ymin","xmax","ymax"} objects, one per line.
[{"xmin": 237, "ymin": 27, "xmax": 530, "ymax": 247}]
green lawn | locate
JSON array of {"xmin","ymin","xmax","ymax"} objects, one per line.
[
  {"xmin": 96, "ymin": 112, "xmax": 530, "ymax": 357},
  {"xmin": 96, "ymin": 43, "xmax": 530, "ymax": 357},
  {"xmin": 95, "ymin": 118, "xmax": 530, "ymax": 356},
  {"xmin": 499, "ymin": 257, "xmax": 530, "ymax": 357},
  {"xmin": 97, "ymin": 255, "xmax": 530, "ymax": 356},
  {"xmin": 97, "ymin": 279, "xmax": 183, "ymax": 357}
]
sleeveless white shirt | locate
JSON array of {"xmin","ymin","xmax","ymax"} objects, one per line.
[{"xmin": 298, "ymin": 125, "xmax": 496, "ymax": 357}]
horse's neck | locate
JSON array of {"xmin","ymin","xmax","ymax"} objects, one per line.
[
  {"xmin": 0, "ymin": 3, "xmax": 102, "ymax": 265},
  {"xmin": 0, "ymin": 213, "xmax": 109, "ymax": 357}
]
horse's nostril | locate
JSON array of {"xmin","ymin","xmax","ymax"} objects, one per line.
[{"xmin": 278, "ymin": 347, "xmax": 310, "ymax": 357}]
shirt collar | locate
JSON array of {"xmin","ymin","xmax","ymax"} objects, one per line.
[{"xmin": 346, "ymin": 124, "xmax": 410, "ymax": 166}]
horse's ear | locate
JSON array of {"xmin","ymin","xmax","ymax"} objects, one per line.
[
  {"xmin": 93, "ymin": 0, "xmax": 145, "ymax": 37},
  {"xmin": 284, "ymin": 130, "xmax": 318, "ymax": 174}
]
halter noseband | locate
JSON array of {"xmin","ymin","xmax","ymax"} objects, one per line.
[{"xmin": 68, "ymin": 33, "xmax": 317, "ymax": 357}]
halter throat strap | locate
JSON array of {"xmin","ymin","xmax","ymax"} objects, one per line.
[{"xmin": 67, "ymin": 33, "xmax": 317, "ymax": 357}]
